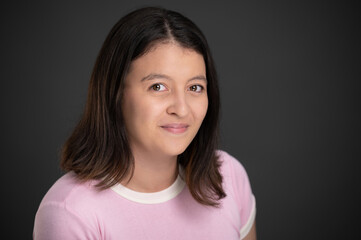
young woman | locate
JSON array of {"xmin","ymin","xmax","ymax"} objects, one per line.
[{"xmin": 34, "ymin": 7, "xmax": 256, "ymax": 240}]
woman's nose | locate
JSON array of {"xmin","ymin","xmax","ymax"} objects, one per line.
[{"xmin": 166, "ymin": 91, "xmax": 190, "ymax": 118}]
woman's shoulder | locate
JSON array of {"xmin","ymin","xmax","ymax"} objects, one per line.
[
  {"xmin": 216, "ymin": 149, "xmax": 247, "ymax": 175},
  {"xmin": 216, "ymin": 150, "xmax": 256, "ymax": 237},
  {"xmin": 216, "ymin": 150, "xmax": 252, "ymax": 191},
  {"xmin": 34, "ymin": 172, "xmax": 102, "ymax": 238},
  {"xmin": 38, "ymin": 172, "xmax": 98, "ymax": 209}
]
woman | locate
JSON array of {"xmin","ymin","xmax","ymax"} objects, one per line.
[{"xmin": 34, "ymin": 7, "xmax": 256, "ymax": 239}]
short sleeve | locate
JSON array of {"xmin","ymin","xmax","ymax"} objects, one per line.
[
  {"xmin": 33, "ymin": 202, "xmax": 99, "ymax": 240},
  {"xmin": 226, "ymin": 152, "xmax": 256, "ymax": 239}
]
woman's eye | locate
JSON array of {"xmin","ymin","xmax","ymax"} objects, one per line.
[
  {"xmin": 189, "ymin": 85, "xmax": 204, "ymax": 93},
  {"xmin": 150, "ymin": 83, "xmax": 166, "ymax": 91}
]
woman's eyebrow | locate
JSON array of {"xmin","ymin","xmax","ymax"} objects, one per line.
[
  {"xmin": 141, "ymin": 73, "xmax": 207, "ymax": 83},
  {"xmin": 141, "ymin": 73, "xmax": 171, "ymax": 82},
  {"xmin": 189, "ymin": 75, "xmax": 207, "ymax": 83}
]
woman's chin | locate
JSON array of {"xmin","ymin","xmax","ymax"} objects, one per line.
[{"xmin": 157, "ymin": 144, "xmax": 189, "ymax": 158}]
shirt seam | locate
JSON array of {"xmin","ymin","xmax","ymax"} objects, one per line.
[{"xmin": 39, "ymin": 201, "xmax": 99, "ymax": 237}]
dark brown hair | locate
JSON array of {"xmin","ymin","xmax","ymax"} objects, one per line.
[{"xmin": 61, "ymin": 7, "xmax": 226, "ymax": 206}]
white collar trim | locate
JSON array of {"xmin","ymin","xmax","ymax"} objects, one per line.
[{"xmin": 111, "ymin": 174, "xmax": 186, "ymax": 204}]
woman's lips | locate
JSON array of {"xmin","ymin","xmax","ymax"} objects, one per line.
[{"xmin": 161, "ymin": 124, "xmax": 189, "ymax": 134}]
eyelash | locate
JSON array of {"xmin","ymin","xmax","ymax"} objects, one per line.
[
  {"xmin": 149, "ymin": 83, "xmax": 205, "ymax": 93},
  {"xmin": 189, "ymin": 85, "xmax": 204, "ymax": 93},
  {"xmin": 150, "ymin": 83, "xmax": 167, "ymax": 91}
]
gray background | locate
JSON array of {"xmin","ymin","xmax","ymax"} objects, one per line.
[{"xmin": 1, "ymin": 0, "xmax": 360, "ymax": 239}]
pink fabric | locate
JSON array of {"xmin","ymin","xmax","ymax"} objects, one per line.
[{"xmin": 34, "ymin": 150, "xmax": 255, "ymax": 239}]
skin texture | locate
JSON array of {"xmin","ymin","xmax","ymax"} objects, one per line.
[
  {"xmin": 244, "ymin": 222, "xmax": 257, "ymax": 240},
  {"xmin": 121, "ymin": 42, "xmax": 208, "ymax": 192}
]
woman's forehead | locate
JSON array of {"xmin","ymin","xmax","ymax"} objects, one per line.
[{"xmin": 126, "ymin": 42, "xmax": 206, "ymax": 80}]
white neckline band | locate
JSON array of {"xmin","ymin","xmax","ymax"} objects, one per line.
[{"xmin": 111, "ymin": 174, "xmax": 186, "ymax": 204}]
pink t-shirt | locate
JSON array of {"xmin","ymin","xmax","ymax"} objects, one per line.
[{"xmin": 33, "ymin": 150, "xmax": 256, "ymax": 239}]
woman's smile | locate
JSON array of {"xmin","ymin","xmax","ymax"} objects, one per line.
[{"xmin": 160, "ymin": 123, "xmax": 189, "ymax": 134}]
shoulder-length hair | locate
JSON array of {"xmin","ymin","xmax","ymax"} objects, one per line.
[{"xmin": 61, "ymin": 7, "xmax": 226, "ymax": 206}]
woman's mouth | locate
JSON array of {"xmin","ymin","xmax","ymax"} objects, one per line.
[{"xmin": 161, "ymin": 123, "xmax": 189, "ymax": 134}]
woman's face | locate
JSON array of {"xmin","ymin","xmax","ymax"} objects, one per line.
[{"xmin": 122, "ymin": 42, "xmax": 208, "ymax": 158}]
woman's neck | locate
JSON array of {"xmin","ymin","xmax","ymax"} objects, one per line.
[{"xmin": 121, "ymin": 150, "xmax": 179, "ymax": 193}]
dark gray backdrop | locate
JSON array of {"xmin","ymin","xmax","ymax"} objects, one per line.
[{"xmin": 1, "ymin": 0, "xmax": 360, "ymax": 239}]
